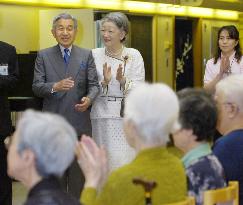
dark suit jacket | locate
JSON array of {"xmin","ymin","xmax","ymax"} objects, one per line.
[
  {"xmin": 32, "ymin": 45, "xmax": 99, "ymax": 135},
  {"xmin": 24, "ymin": 177, "xmax": 81, "ymax": 205},
  {"xmin": 0, "ymin": 41, "xmax": 18, "ymax": 138}
]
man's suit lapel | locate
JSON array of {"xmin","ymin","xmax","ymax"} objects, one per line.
[{"xmin": 48, "ymin": 45, "xmax": 66, "ymax": 79}]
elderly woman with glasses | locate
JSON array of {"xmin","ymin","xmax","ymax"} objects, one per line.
[
  {"xmin": 77, "ymin": 82, "xmax": 187, "ymax": 205},
  {"xmin": 7, "ymin": 110, "xmax": 81, "ymax": 205},
  {"xmin": 173, "ymin": 88, "xmax": 225, "ymax": 205}
]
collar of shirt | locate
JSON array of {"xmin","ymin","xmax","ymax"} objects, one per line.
[
  {"xmin": 182, "ymin": 143, "xmax": 212, "ymax": 168},
  {"xmin": 133, "ymin": 146, "xmax": 168, "ymax": 163},
  {"xmin": 220, "ymin": 51, "xmax": 236, "ymax": 62},
  {"xmin": 59, "ymin": 45, "xmax": 72, "ymax": 57}
]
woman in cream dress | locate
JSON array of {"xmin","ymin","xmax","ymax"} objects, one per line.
[{"xmin": 91, "ymin": 12, "xmax": 145, "ymax": 170}]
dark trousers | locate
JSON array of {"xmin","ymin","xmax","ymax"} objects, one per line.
[
  {"xmin": 0, "ymin": 138, "xmax": 12, "ymax": 205},
  {"xmin": 60, "ymin": 133, "xmax": 85, "ymax": 199},
  {"xmin": 60, "ymin": 158, "xmax": 85, "ymax": 199}
]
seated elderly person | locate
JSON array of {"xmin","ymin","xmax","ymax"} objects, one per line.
[
  {"xmin": 213, "ymin": 74, "xmax": 243, "ymax": 204},
  {"xmin": 173, "ymin": 88, "xmax": 225, "ymax": 205},
  {"xmin": 76, "ymin": 82, "xmax": 187, "ymax": 205},
  {"xmin": 6, "ymin": 110, "xmax": 81, "ymax": 205}
]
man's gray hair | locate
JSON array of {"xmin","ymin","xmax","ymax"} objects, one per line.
[
  {"xmin": 101, "ymin": 12, "xmax": 129, "ymax": 42},
  {"xmin": 52, "ymin": 13, "xmax": 78, "ymax": 30},
  {"xmin": 124, "ymin": 82, "xmax": 180, "ymax": 145},
  {"xmin": 16, "ymin": 109, "xmax": 77, "ymax": 177},
  {"xmin": 216, "ymin": 74, "xmax": 243, "ymax": 112}
]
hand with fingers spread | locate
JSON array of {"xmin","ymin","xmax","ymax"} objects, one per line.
[
  {"xmin": 102, "ymin": 62, "xmax": 112, "ymax": 86},
  {"xmin": 52, "ymin": 77, "xmax": 74, "ymax": 92},
  {"xmin": 76, "ymin": 135, "xmax": 108, "ymax": 188},
  {"xmin": 75, "ymin": 97, "xmax": 91, "ymax": 112}
]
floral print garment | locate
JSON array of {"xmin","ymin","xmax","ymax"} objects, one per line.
[{"xmin": 186, "ymin": 154, "xmax": 226, "ymax": 205}]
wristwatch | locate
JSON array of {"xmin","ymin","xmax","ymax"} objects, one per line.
[{"xmin": 51, "ymin": 87, "xmax": 56, "ymax": 94}]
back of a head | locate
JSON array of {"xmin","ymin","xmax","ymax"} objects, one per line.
[
  {"xmin": 216, "ymin": 74, "xmax": 243, "ymax": 112},
  {"xmin": 177, "ymin": 88, "xmax": 217, "ymax": 141},
  {"xmin": 16, "ymin": 109, "xmax": 77, "ymax": 177},
  {"xmin": 124, "ymin": 82, "xmax": 179, "ymax": 145}
]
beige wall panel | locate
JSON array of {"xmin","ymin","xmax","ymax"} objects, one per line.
[
  {"xmin": 0, "ymin": 5, "xmax": 39, "ymax": 53},
  {"xmin": 239, "ymin": 13, "xmax": 243, "ymax": 54},
  {"xmin": 153, "ymin": 15, "xmax": 174, "ymax": 87}
]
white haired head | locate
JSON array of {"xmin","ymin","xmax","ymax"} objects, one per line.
[
  {"xmin": 216, "ymin": 74, "xmax": 243, "ymax": 112},
  {"xmin": 124, "ymin": 82, "xmax": 180, "ymax": 145},
  {"xmin": 16, "ymin": 109, "xmax": 77, "ymax": 177}
]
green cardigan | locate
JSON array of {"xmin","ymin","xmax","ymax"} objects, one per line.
[{"xmin": 81, "ymin": 147, "xmax": 187, "ymax": 205}]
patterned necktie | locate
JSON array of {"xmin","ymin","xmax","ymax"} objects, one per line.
[{"xmin": 64, "ymin": 48, "xmax": 70, "ymax": 65}]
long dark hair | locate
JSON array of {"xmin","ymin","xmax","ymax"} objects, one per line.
[{"xmin": 214, "ymin": 25, "xmax": 242, "ymax": 64}]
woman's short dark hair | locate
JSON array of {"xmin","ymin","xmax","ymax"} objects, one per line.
[
  {"xmin": 177, "ymin": 88, "xmax": 217, "ymax": 142},
  {"xmin": 214, "ymin": 25, "xmax": 242, "ymax": 64}
]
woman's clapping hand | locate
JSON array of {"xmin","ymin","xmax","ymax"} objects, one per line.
[{"xmin": 76, "ymin": 135, "xmax": 109, "ymax": 189}]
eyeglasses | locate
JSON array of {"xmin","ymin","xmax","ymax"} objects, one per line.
[
  {"xmin": 219, "ymin": 102, "xmax": 233, "ymax": 106},
  {"xmin": 214, "ymin": 93, "xmax": 240, "ymax": 110},
  {"xmin": 216, "ymin": 101, "xmax": 240, "ymax": 112},
  {"xmin": 4, "ymin": 135, "xmax": 12, "ymax": 150}
]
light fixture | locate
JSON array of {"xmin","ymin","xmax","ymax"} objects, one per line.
[{"xmin": 0, "ymin": 0, "xmax": 239, "ymax": 20}]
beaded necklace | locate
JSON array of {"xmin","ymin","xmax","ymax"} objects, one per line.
[{"xmin": 105, "ymin": 45, "xmax": 124, "ymax": 58}]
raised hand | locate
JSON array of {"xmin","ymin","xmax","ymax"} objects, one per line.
[
  {"xmin": 116, "ymin": 64, "xmax": 126, "ymax": 86},
  {"xmin": 220, "ymin": 56, "xmax": 230, "ymax": 75},
  {"xmin": 103, "ymin": 62, "xmax": 112, "ymax": 85},
  {"xmin": 76, "ymin": 135, "xmax": 108, "ymax": 188}
]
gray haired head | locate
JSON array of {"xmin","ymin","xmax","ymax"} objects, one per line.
[
  {"xmin": 52, "ymin": 13, "xmax": 78, "ymax": 30},
  {"xmin": 101, "ymin": 12, "xmax": 129, "ymax": 42},
  {"xmin": 16, "ymin": 109, "xmax": 77, "ymax": 178}
]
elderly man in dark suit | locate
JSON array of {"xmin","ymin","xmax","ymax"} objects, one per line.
[
  {"xmin": 32, "ymin": 13, "xmax": 99, "ymax": 199},
  {"xmin": 0, "ymin": 41, "xmax": 18, "ymax": 205}
]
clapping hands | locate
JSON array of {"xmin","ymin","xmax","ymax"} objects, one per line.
[
  {"xmin": 102, "ymin": 63, "xmax": 126, "ymax": 86},
  {"xmin": 76, "ymin": 135, "xmax": 109, "ymax": 189},
  {"xmin": 116, "ymin": 64, "xmax": 126, "ymax": 86},
  {"xmin": 102, "ymin": 62, "xmax": 111, "ymax": 85},
  {"xmin": 220, "ymin": 56, "xmax": 230, "ymax": 75}
]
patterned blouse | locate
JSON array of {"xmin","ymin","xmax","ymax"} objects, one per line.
[{"xmin": 186, "ymin": 154, "xmax": 226, "ymax": 205}]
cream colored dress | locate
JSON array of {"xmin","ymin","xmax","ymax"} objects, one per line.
[{"xmin": 91, "ymin": 47, "xmax": 145, "ymax": 170}]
